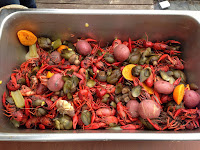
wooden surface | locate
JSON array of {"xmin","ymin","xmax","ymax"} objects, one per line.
[
  {"xmin": 36, "ymin": 0, "xmax": 153, "ymax": 4},
  {"xmin": 1, "ymin": 141, "xmax": 200, "ymax": 150},
  {"xmin": 35, "ymin": 0, "xmax": 154, "ymax": 9}
]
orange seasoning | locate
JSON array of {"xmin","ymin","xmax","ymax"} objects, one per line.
[{"xmin": 46, "ymin": 71, "xmax": 54, "ymax": 78}]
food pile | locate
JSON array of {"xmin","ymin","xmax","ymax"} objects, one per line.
[{"xmin": 2, "ymin": 30, "xmax": 200, "ymax": 130}]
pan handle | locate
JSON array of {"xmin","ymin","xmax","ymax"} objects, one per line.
[
  {"xmin": 187, "ymin": 11, "xmax": 200, "ymax": 24},
  {"xmin": 0, "ymin": 9, "xmax": 26, "ymax": 29}
]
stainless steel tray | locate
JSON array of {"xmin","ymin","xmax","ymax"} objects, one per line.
[{"xmin": 0, "ymin": 9, "xmax": 200, "ymax": 141}]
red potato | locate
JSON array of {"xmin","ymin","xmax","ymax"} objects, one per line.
[
  {"xmin": 138, "ymin": 100, "xmax": 161, "ymax": 119},
  {"xmin": 184, "ymin": 90, "xmax": 200, "ymax": 108},
  {"xmin": 154, "ymin": 80, "xmax": 174, "ymax": 94},
  {"xmin": 114, "ymin": 44, "xmax": 130, "ymax": 62},
  {"xmin": 76, "ymin": 40, "xmax": 92, "ymax": 56},
  {"xmin": 47, "ymin": 73, "xmax": 64, "ymax": 91},
  {"xmin": 50, "ymin": 51, "xmax": 62, "ymax": 63},
  {"xmin": 126, "ymin": 100, "xmax": 139, "ymax": 118}
]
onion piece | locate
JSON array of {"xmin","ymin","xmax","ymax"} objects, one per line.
[
  {"xmin": 11, "ymin": 90, "xmax": 25, "ymax": 108},
  {"xmin": 25, "ymin": 44, "xmax": 39, "ymax": 60}
]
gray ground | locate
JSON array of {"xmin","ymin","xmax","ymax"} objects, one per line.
[{"xmin": 154, "ymin": 0, "xmax": 200, "ymax": 10}]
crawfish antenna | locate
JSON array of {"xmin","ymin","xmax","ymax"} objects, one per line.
[{"xmin": 145, "ymin": 32, "xmax": 148, "ymax": 42}]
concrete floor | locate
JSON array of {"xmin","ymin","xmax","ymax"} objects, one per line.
[{"xmin": 154, "ymin": 0, "xmax": 200, "ymax": 10}]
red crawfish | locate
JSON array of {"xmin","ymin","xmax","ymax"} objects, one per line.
[
  {"xmin": 160, "ymin": 95, "xmax": 173, "ymax": 103},
  {"xmin": 84, "ymin": 122, "xmax": 107, "ymax": 130},
  {"xmin": 24, "ymin": 98, "xmax": 32, "ymax": 116},
  {"xmin": 39, "ymin": 116, "xmax": 54, "ymax": 129},
  {"xmin": 25, "ymin": 117, "xmax": 38, "ymax": 129},
  {"xmin": 31, "ymin": 95, "xmax": 53, "ymax": 110},
  {"xmin": 81, "ymin": 50, "xmax": 106, "ymax": 69},
  {"xmin": 123, "ymin": 41, "xmax": 128, "ymax": 46},
  {"xmin": 81, "ymin": 56, "xmax": 94, "ymax": 69},
  {"xmin": 78, "ymin": 68, "xmax": 87, "ymax": 79},
  {"xmin": 145, "ymin": 72, "xmax": 154, "ymax": 88},
  {"xmin": 144, "ymin": 65, "xmax": 156, "ymax": 88},
  {"xmin": 37, "ymin": 47, "xmax": 50, "ymax": 64},
  {"xmin": 62, "ymin": 65, "xmax": 80, "ymax": 72},
  {"xmin": 95, "ymin": 61, "xmax": 106, "ymax": 70},
  {"xmin": 36, "ymin": 64, "xmax": 49, "ymax": 78},
  {"xmin": 144, "ymin": 39, "xmax": 181, "ymax": 54},
  {"xmin": 6, "ymin": 73, "xmax": 20, "ymax": 91},
  {"xmin": 4, "ymin": 109, "xmax": 24, "ymax": 122},
  {"xmin": 20, "ymin": 85, "xmax": 36, "ymax": 96},
  {"xmin": 73, "ymin": 72, "xmax": 86, "ymax": 90},
  {"xmin": 36, "ymin": 83, "xmax": 48, "ymax": 95},
  {"xmin": 155, "ymin": 64, "xmax": 170, "ymax": 72},
  {"xmin": 30, "ymin": 75, "xmax": 38, "ymax": 89},
  {"xmin": 158, "ymin": 54, "xmax": 184, "ymax": 70},
  {"xmin": 117, "ymin": 102, "xmax": 138, "ymax": 125},
  {"xmin": 101, "ymin": 116, "xmax": 118, "ymax": 127},
  {"xmin": 3, "ymin": 92, "xmax": 25, "ymax": 122},
  {"xmin": 73, "ymin": 107, "xmax": 94, "ymax": 130},
  {"xmin": 146, "ymin": 118, "xmax": 167, "ymax": 131},
  {"xmin": 120, "ymin": 124, "xmax": 142, "ymax": 130},
  {"xmin": 45, "ymin": 109, "xmax": 57, "ymax": 119},
  {"xmin": 20, "ymin": 58, "xmax": 40, "ymax": 74},
  {"xmin": 98, "ymin": 83, "xmax": 115, "ymax": 94},
  {"xmin": 88, "ymin": 116, "xmax": 119, "ymax": 129},
  {"xmin": 90, "ymin": 44, "xmax": 99, "ymax": 55},
  {"xmin": 38, "ymin": 124, "xmax": 46, "ymax": 130},
  {"xmin": 96, "ymin": 87, "xmax": 107, "ymax": 98},
  {"xmin": 2, "ymin": 92, "xmax": 15, "ymax": 111},
  {"xmin": 72, "ymin": 89, "xmax": 95, "ymax": 129},
  {"xmin": 73, "ymin": 111, "xmax": 79, "ymax": 129},
  {"xmin": 112, "ymin": 39, "xmax": 122, "ymax": 49},
  {"xmin": 85, "ymin": 38, "xmax": 97, "ymax": 42},
  {"xmin": 147, "ymin": 107, "xmax": 200, "ymax": 131},
  {"xmin": 20, "ymin": 115, "xmax": 28, "ymax": 126},
  {"xmin": 96, "ymin": 108, "xmax": 116, "ymax": 117}
]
